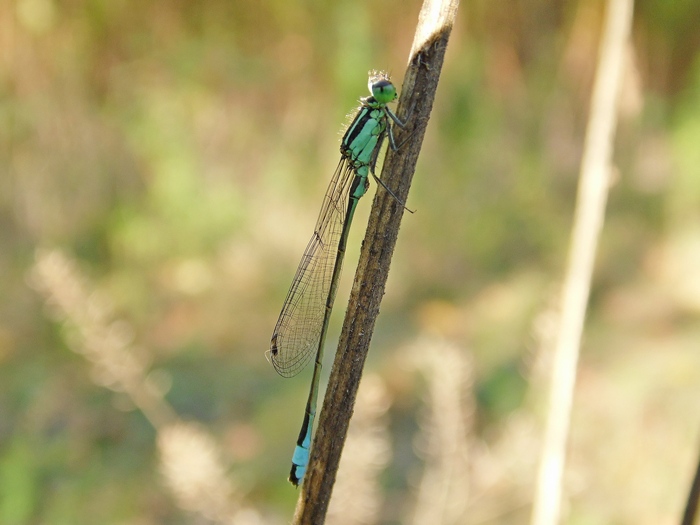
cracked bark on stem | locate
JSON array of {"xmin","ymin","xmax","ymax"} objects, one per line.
[
  {"xmin": 291, "ymin": 1, "xmax": 459, "ymax": 523},
  {"xmin": 530, "ymin": 1, "xmax": 634, "ymax": 525}
]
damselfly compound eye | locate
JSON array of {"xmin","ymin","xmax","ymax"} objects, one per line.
[{"xmin": 371, "ymin": 79, "xmax": 397, "ymax": 104}]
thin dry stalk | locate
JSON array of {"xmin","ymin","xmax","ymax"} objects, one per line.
[
  {"xmin": 681, "ymin": 439, "xmax": 700, "ymax": 525},
  {"xmin": 530, "ymin": 1, "xmax": 635, "ymax": 524},
  {"xmin": 292, "ymin": 0, "xmax": 460, "ymax": 522}
]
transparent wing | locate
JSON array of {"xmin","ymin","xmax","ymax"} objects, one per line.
[{"xmin": 269, "ymin": 159, "xmax": 354, "ymax": 377}]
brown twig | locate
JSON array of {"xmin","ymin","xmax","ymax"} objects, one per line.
[
  {"xmin": 291, "ymin": 0, "xmax": 460, "ymax": 523},
  {"xmin": 681, "ymin": 439, "xmax": 700, "ymax": 525}
]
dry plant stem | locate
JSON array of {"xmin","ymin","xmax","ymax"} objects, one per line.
[
  {"xmin": 530, "ymin": 1, "xmax": 634, "ymax": 525},
  {"xmin": 292, "ymin": 0, "xmax": 459, "ymax": 523},
  {"xmin": 681, "ymin": 440, "xmax": 700, "ymax": 525}
]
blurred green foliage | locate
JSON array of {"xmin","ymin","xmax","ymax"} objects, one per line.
[{"xmin": 2, "ymin": 0, "xmax": 700, "ymax": 523}]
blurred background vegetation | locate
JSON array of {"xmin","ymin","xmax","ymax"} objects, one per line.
[{"xmin": 2, "ymin": 0, "xmax": 700, "ymax": 523}]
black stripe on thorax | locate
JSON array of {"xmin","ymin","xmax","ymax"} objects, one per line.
[{"xmin": 342, "ymin": 105, "xmax": 375, "ymax": 149}]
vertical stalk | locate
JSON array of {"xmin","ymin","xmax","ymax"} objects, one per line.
[
  {"xmin": 530, "ymin": 1, "xmax": 634, "ymax": 524},
  {"xmin": 292, "ymin": 0, "xmax": 460, "ymax": 523}
]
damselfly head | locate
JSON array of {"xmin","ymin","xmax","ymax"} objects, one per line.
[{"xmin": 368, "ymin": 71, "xmax": 397, "ymax": 105}]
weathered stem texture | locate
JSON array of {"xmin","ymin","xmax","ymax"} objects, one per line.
[
  {"xmin": 530, "ymin": 1, "xmax": 634, "ymax": 525},
  {"xmin": 292, "ymin": 0, "xmax": 459, "ymax": 523}
]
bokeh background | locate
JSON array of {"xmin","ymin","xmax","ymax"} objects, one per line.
[{"xmin": 2, "ymin": 0, "xmax": 700, "ymax": 524}]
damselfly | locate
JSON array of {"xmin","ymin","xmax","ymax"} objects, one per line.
[{"xmin": 268, "ymin": 71, "xmax": 408, "ymax": 486}]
